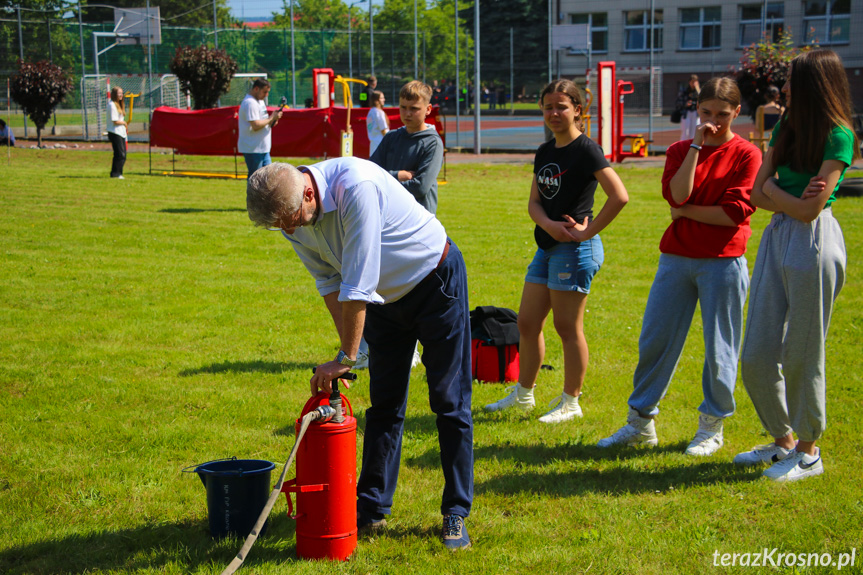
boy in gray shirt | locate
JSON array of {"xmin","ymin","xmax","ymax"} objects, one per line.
[{"xmin": 370, "ymin": 81, "xmax": 444, "ymax": 214}]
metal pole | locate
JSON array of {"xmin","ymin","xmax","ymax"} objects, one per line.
[
  {"xmin": 370, "ymin": 0, "xmax": 375, "ymax": 76},
  {"xmin": 473, "ymin": 0, "xmax": 480, "ymax": 154},
  {"xmin": 146, "ymin": 0, "xmax": 153, "ymax": 133},
  {"xmin": 414, "ymin": 0, "xmax": 418, "ymax": 79},
  {"xmin": 348, "ymin": 9, "xmax": 353, "ymax": 78},
  {"xmin": 290, "ymin": 0, "xmax": 296, "ymax": 107},
  {"xmin": 78, "ymin": 1, "xmax": 88, "ymax": 139},
  {"xmin": 454, "ymin": 0, "xmax": 460, "ymax": 147},
  {"xmin": 510, "ymin": 27, "xmax": 514, "ymax": 115},
  {"xmin": 17, "ymin": 5, "xmax": 24, "ymax": 61},
  {"xmin": 213, "ymin": 0, "xmax": 218, "ymax": 49},
  {"xmin": 547, "ymin": 0, "xmax": 552, "ymax": 82},
  {"xmin": 93, "ymin": 33, "xmax": 101, "ymax": 138},
  {"xmin": 648, "ymin": 0, "xmax": 654, "ymax": 143}
]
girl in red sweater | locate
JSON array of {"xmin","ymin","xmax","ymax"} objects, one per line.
[{"xmin": 598, "ymin": 77, "xmax": 762, "ymax": 454}]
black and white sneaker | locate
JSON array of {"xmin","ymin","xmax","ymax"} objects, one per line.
[
  {"xmin": 763, "ymin": 448, "xmax": 823, "ymax": 482},
  {"xmin": 733, "ymin": 443, "xmax": 794, "ymax": 466}
]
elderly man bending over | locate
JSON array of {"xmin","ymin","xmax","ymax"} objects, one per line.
[{"xmin": 246, "ymin": 157, "xmax": 474, "ymax": 550}]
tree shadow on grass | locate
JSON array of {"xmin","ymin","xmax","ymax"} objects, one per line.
[
  {"xmin": 159, "ymin": 208, "xmax": 246, "ymax": 214},
  {"xmin": 402, "ymin": 437, "xmax": 763, "ymax": 495},
  {"xmin": 0, "ymin": 515, "xmax": 303, "ymax": 575},
  {"xmin": 472, "ymin": 462, "xmax": 761, "ymax": 498},
  {"xmin": 179, "ymin": 360, "xmax": 317, "ymax": 376}
]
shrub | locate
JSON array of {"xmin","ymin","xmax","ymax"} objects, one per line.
[
  {"xmin": 169, "ymin": 46, "xmax": 238, "ymax": 110},
  {"xmin": 733, "ymin": 30, "xmax": 813, "ymax": 119},
  {"xmin": 10, "ymin": 60, "xmax": 74, "ymax": 148}
]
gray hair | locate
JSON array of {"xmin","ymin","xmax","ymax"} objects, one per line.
[{"xmin": 246, "ymin": 163, "xmax": 305, "ymax": 228}]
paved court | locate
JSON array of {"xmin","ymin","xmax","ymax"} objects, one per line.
[{"xmin": 440, "ymin": 113, "xmax": 760, "ymax": 155}]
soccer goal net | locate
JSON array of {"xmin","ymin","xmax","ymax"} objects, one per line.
[
  {"xmin": 80, "ymin": 72, "xmax": 268, "ymax": 141},
  {"xmin": 585, "ymin": 66, "xmax": 663, "ymax": 118}
]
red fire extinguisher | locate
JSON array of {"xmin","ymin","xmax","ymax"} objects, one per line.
[{"xmin": 281, "ymin": 383, "xmax": 358, "ymax": 561}]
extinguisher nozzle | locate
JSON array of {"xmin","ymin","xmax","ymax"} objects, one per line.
[{"xmin": 310, "ymin": 405, "xmax": 337, "ymax": 423}]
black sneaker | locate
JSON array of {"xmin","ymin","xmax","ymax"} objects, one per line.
[{"xmin": 441, "ymin": 514, "xmax": 471, "ymax": 550}]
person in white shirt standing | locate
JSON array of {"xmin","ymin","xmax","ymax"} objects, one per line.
[
  {"xmin": 237, "ymin": 78, "xmax": 283, "ymax": 179},
  {"xmin": 107, "ymin": 87, "xmax": 128, "ymax": 179},
  {"xmin": 366, "ymin": 90, "xmax": 389, "ymax": 156}
]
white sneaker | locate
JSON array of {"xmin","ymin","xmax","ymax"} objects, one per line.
[
  {"xmin": 537, "ymin": 392, "xmax": 582, "ymax": 423},
  {"xmin": 597, "ymin": 407, "xmax": 658, "ymax": 447},
  {"xmin": 411, "ymin": 346, "xmax": 422, "ymax": 368},
  {"xmin": 684, "ymin": 413, "xmax": 724, "ymax": 456},
  {"xmin": 118, "ymin": 175, "xmax": 125, "ymax": 179},
  {"xmin": 763, "ymin": 448, "xmax": 823, "ymax": 482},
  {"xmin": 733, "ymin": 443, "xmax": 794, "ymax": 466},
  {"xmin": 483, "ymin": 384, "xmax": 535, "ymax": 412},
  {"xmin": 354, "ymin": 350, "xmax": 369, "ymax": 370}
]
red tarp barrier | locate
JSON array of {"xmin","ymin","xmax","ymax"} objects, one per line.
[{"xmin": 150, "ymin": 105, "xmax": 444, "ymax": 159}]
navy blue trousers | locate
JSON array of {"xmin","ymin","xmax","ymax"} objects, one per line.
[{"xmin": 358, "ymin": 239, "xmax": 474, "ymax": 519}]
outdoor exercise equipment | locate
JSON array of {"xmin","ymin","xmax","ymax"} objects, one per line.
[{"xmin": 595, "ymin": 61, "xmax": 649, "ymax": 163}]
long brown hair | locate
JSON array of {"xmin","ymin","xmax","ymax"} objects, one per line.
[
  {"xmin": 772, "ymin": 49, "xmax": 861, "ymax": 172},
  {"xmin": 110, "ymin": 86, "xmax": 125, "ymax": 116}
]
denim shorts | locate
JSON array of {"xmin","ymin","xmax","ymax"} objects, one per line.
[{"xmin": 525, "ymin": 236, "xmax": 604, "ymax": 293}]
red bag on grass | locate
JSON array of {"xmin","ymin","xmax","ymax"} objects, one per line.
[{"xmin": 469, "ymin": 306, "xmax": 520, "ymax": 383}]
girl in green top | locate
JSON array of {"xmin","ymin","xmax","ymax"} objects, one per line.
[{"xmin": 736, "ymin": 49, "xmax": 860, "ymax": 482}]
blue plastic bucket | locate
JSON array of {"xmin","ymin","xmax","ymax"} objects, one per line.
[{"xmin": 191, "ymin": 458, "xmax": 276, "ymax": 539}]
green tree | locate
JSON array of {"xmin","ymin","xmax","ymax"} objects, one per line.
[
  {"xmin": 10, "ymin": 59, "xmax": 73, "ymax": 147},
  {"xmin": 0, "ymin": 1, "xmax": 78, "ymax": 74},
  {"xmin": 169, "ymin": 45, "xmax": 237, "ymax": 109},
  {"xmin": 81, "ymin": 0, "xmax": 235, "ymax": 28},
  {"xmin": 273, "ymin": 0, "xmax": 349, "ymax": 30},
  {"xmin": 458, "ymin": 0, "xmax": 548, "ymax": 97},
  {"xmin": 734, "ymin": 30, "xmax": 812, "ymax": 119}
]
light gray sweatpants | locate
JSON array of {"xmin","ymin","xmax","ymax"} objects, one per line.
[{"xmin": 740, "ymin": 208, "xmax": 846, "ymax": 442}]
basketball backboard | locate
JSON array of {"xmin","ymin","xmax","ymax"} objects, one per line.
[
  {"xmin": 551, "ymin": 24, "xmax": 589, "ymax": 51},
  {"xmin": 114, "ymin": 7, "xmax": 161, "ymax": 46}
]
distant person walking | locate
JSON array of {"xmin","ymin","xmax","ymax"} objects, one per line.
[
  {"xmin": 678, "ymin": 75, "xmax": 701, "ymax": 141},
  {"xmin": 237, "ymin": 78, "xmax": 283, "ymax": 179},
  {"xmin": 107, "ymin": 87, "xmax": 127, "ymax": 179}
]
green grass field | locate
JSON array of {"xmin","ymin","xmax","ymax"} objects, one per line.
[{"xmin": 1, "ymin": 149, "xmax": 861, "ymax": 574}]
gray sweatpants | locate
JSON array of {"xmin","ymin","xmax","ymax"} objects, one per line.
[{"xmin": 740, "ymin": 208, "xmax": 846, "ymax": 442}]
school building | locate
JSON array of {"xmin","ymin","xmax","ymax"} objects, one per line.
[{"xmin": 554, "ymin": 0, "xmax": 863, "ymax": 111}]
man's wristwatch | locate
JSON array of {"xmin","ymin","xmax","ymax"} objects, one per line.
[{"xmin": 335, "ymin": 350, "xmax": 356, "ymax": 367}]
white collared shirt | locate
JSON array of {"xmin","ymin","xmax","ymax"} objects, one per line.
[
  {"xmin": 237, "ymin": 93, "xmax": 271, "ymax": 153},
  {"xmin": 284, "ymin": 157, "xmax": 447, "ymax": 304}
]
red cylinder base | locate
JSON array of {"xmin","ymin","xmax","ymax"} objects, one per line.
[{"xmin": 297, "ymin": 532, "xmax": 357, "ymax": 561}]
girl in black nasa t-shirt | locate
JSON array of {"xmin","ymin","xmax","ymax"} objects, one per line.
[{"xmin": 484, "ymin": 79, "xmax": 629, "ymax": 424}]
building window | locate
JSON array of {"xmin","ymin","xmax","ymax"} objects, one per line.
[
  {"xmin": 571, "ymin": 13, "xmax": 608, "ymax": 53},
  {"xmin": 624, "ymin": 10, "xmax": 664, "ymax": 52},
  {"xmin": 803, "ymin": 0, "xmax": 850, "ymax": 45},
  {"xmin": 739, "ymin": 3, "xmax": 785, "ymax": 46},
  {"xmin": 679, "ymin": 7, "xmax": 721, "ymax": 50}
]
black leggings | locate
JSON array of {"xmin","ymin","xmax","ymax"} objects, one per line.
[{"xmin": 108, "ymin": 132, "xmax": 126, "ymax": 177}]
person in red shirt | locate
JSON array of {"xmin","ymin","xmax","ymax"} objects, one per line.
[{"xmin": 598, "ymin": 77, "xmax": 762, "ymax": 455}]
